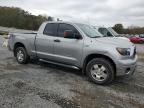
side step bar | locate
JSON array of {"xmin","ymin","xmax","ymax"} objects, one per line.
[{"xmin": 39, "ymin": 59, "xmax": 80, "ymax": 70}]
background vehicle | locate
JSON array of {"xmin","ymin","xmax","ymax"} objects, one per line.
[
  {"xmin": 94, "ymin": 26, "xmax": 129, "ymax": 40},
  {"xmin": 139, "ymin": 34, "xmax": 144, "ymax": 38},
  {"xmin": 129, "ymin": 36, "xmax": 144, "ymax": 43},
  {"xmin": 8, "ymin": 21, "xmax": 137, "ymax": 85}
]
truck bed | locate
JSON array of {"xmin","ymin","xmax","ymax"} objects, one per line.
[{"xmin": 8, "ymin": 32, "xmax": 37, "ymax": 56}]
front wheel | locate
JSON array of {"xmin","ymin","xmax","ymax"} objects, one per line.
[
  {"xmin": 14, "ymin": 47, "xmax": 30, "ymax": 64},
  {"xmin": 86, "ymin": 58, "xmax": 115, "ymax": 85}
]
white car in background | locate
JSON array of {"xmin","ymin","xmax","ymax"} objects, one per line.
[{"xmin": 94, "ymin": 26, "xmax": 129, "ymax": 41}]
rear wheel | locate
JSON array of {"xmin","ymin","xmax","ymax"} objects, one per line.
[
  {"xmin": 14, "ymin": 47, "xmax": 30, "ymax": 64},
  {"xmin": 86, "ymin": 58, "xmax": 115, "ymax": 85}
]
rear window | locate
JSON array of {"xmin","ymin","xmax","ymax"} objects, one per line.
[{"xmin": 43, "ymin": 23, "xmax": 58, "ymax": 36}]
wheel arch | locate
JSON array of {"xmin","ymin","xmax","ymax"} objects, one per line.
[
  {"xmin": 82, "ymin": 54, "xmax": 116, "ymax": 75},
  {"xmin": 14, "ymin": 42, "xmax": 26, "ymax": 56}
]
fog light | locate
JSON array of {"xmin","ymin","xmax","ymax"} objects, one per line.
[{"xmin": 125, "ymin": 68, "xmax": 130, "ymax": 74}]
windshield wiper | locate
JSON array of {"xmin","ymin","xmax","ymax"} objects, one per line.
[
  {"xmin": 115, "ymin": 35, "xmax": 121, "ymax": 37},
  {"xmin": 91, "ymin": 36, "xmax": 102, "ymax": 38}
]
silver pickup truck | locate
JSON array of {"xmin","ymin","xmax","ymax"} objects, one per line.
[{"xmin": 8, "ymin": 21, "xmax": 137, "ymax": 85}]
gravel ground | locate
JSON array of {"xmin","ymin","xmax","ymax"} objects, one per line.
[
  {"xmin": 136, "ymin": 44, "xmax": 144, "ymax": 54},
  {"xmin": 0, "ymin": 36, "xmax": 144, "ymax": 108}
]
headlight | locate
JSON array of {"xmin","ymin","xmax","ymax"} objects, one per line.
[{"xmin": 116, "ymin": 48, "xmax": 131, "ymax": 56}]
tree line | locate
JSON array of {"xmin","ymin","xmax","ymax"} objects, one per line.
[
  {"xmin": 0, "ymin": 6, "xmax": 144, "ymax": 34},
  {"xmin": 113, "ymin": 24, "xmax": 144, "ymax": 34},
  {"xmin": 0, "ymin": 6, "xmax": 54, "ymax": 30}
]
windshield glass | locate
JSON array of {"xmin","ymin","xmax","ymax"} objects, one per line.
[
  {"xmin": 76, "ymin": 23, "xmax": 103, "ymax": 38},
  {"xmin": 108, "ymin": 28, "xmax": 120, "ymax": 36},
  {"xmin": 98, "ymin": 28, "xmax": 113, "ymax": 37}
]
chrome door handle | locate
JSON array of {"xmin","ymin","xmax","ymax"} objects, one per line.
[{"xmin": 54, "ymin": 39, "xmax": 61, "ymax": 42}]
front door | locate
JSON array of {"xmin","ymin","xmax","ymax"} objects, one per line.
[{"xmin": 53, "ymin": 23, "xmax": 83, "ymax": 66}]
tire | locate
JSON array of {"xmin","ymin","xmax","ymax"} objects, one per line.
[
  {"xmin": 86, "ymin": 58, "xmax": 115, "ymax": 85},
  {"xmin": 14, "ymin": 47, "xmax": 30, "ymax": 64}
]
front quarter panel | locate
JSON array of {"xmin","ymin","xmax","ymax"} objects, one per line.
[{"xmin": 81, "ymin": 39, "xmax": 119, "ymax": 67}]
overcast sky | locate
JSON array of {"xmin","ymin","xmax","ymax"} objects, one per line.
[{"xmin": 0, "ymin": 0, "xmax": 144, "ymax": 27}]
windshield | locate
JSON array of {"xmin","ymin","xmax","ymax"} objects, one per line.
[
  {"xmin": 108, "ymin": 28, "xmax": 120, "ymax": 36},
  {"xmin": 76, "ymin": 23, "xmax": 103, "ymax": 38},
  {"xmin": 98, "ymin": 28, "xmax": 113, "ymax": 37}
]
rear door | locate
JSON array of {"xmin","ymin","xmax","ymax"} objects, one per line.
[
  {"xmin": 53, "ymin": 23, "xmax": 83, "ymax": 66},
  {"xmin": 35, "ymin": 23, "xmax": 58, "ymax": 60}
]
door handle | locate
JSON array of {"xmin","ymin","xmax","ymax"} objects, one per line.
[{"xmin": 54, "ymin": 39, "xmax": 61, "ymax": 42}]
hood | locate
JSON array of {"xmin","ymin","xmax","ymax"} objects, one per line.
[
  {"xmin": 95, "ymin": 37, "xmax": 133, "ymax": 47},
  {"xmin": 117, "ymin": 37, "xmax": 129, "ymax": 41}
]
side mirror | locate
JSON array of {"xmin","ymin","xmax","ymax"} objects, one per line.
[
  {"xmin": 64, "ymin": 30, "xmax": 81, "ymax": 39},
  {"xmin": 74, "ymin": 33, "xmax": 82, "ymax": 39},
  {"xmin": 64, "ymin": 30, "xmax": 74, "ymax": 39}
]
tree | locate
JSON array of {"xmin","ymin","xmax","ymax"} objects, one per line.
[
  {"xmin": 113, "ymin": 24, "xmax": 124, "ymax": 34},
  {"xmin": 0, "ymin": 6, "xmax": 53, "ymax": 30}
]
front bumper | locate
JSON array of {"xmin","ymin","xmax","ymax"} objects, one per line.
[{"xmin": 116, "ymin": 55, "xmax": 137, "ymax": 76}]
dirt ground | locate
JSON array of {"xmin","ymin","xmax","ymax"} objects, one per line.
[{"xmin": 0, "ymin": 36, "xmax": 144, "ymax": 108}]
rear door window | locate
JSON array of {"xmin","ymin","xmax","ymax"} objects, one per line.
[{"xmin": 43, "ymin": 23, "xmax": 58, "ymax": 36}]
